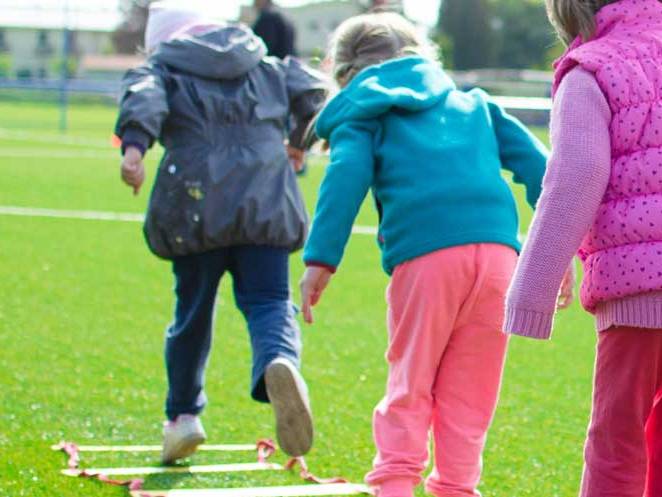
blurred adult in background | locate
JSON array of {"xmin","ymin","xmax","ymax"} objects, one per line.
[{"xmin": 252, "ymin": 0, "xmax": 297, "ymax": 59}]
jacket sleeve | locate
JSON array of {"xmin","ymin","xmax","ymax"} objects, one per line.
[
  {"xmin": 303, "ymin": 121, "xmax": 376, "ymax": 270},
  {"xmin": 284, "ymin": 57, "xmax": 328, "ymax": 149},
  {"xmin": 114, "ymin": 64, "xmax": 169, "ymax": 152},
  {"xmin": 486, "ymin": 95, "xmax": 549, "ymax": 208}
]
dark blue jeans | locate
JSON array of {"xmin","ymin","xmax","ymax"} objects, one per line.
[{"xmin": 165, "ymin": 246, "xmax": 301, "ymax": 420}]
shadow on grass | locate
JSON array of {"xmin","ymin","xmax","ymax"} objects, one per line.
[{"xmin": 141, "ymin": 470, "xmax": 194, "ymax": 491}]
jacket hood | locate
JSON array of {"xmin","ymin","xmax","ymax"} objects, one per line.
[
  {"xmin": 152, "ymin": 23, "xmax": 266, "ymax": 79},
  {"xmin": 316, "ymin": 56, "xmax": 455, "ymax": 139}
]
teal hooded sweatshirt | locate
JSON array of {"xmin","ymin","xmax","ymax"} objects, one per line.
[{"xmin": 303, "ymin": 56, "xmax": 548, "ymax": 275}]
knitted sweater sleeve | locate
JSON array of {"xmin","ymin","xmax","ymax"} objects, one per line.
[{"xmin": 504, "ymin": 67, "xmax": 612, "ymax": 339}]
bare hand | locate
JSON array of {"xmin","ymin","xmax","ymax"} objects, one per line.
[
  {"xmin": 299, "ymin": 266, "xmax": 333, "ymax": 324},
  {"xmin": 121, "ymin": 146, "xmax": 145, "ymax": 195},
  {"xmin": 287, "ymin": 146, "xmax": 305, "ymax": 173},
  {"xmin": 557, "ymin": 261, "xmax": 576, "ymax": 310}
]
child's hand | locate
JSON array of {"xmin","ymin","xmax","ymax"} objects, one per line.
[
  {"xmin": 300, "ymin": 266, "xmax": 333, "ymax": 324},
  {"xmin": 121, "ymin": 146, "xmax": 145, "ymax": 195},
  {"xmin": 287, "ymin": 146, "xmax": 305, "ymax": 173},
  {"xmin": 557, "ymin": 261, "xmax": 576, "ymax": 310}
]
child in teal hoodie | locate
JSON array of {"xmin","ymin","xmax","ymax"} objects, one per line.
[{"xmin": 300, "ymin": 13, "xmax": 553, "ymax": 497}]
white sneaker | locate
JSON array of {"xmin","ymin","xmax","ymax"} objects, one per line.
[
  {"xmin": 161, "ymin": 414, "xmax": 206, "ymax": 465},
  {"xmin": 265, "ymin": 358, "xmax": 314, "ymax": 457}
]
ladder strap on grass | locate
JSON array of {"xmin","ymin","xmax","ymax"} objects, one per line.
[
  {"xmin": 62, "ymin": 462, "xmax": 283, "ymax": 477},
  {"xmin": 284, "ymin": 457, "xmax": 348, "ymax": 485},
  {"xmin": 56, "ymin": 439, "xmax": 359, "ymax": 495},
  {"xmin": 50, "ymin": 443, "xmax": 259, "ymax": 452},
  {"xmin": 131, "ymin": 483, "xmax": 372, "ymax": 497},
  {"xmin": 55, "ymin": 441, "xmax": 145, "ymax": 491}
]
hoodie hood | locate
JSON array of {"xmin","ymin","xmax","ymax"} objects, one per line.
[
  {"xmin": 152, "ymin": 23, "xmax": 267, "ymax": 80},
  {"xmin": 316, "ymin": 56, "xmax": 455, "ymax": 139}
]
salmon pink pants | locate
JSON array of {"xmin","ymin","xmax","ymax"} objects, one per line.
[
  {"xmin": 580, "ymin": 326, "xmax": 662, "ymax": 497},
  {"xmin": 365, "ymin": 244, "xmax": 517, "ymax": 497}
]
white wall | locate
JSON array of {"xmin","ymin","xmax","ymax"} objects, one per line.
[{"xmin": 288, "ymin": 1, "xmax": 362, "ymax": 57}]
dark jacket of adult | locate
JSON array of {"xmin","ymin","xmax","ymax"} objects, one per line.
[
  {"xmin": 252, "ymin": 6, "xmax": 297, "ymax": 59},
  {"xmin": 114, "ymin": 24, "xmax": 326, "ymax": 259}
]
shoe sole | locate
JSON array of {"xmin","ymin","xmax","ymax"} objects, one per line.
[
  {"xmin": 265, "ymin": 362, "xmax": 313, "ymax": 457},
  {"xmin": 161, "ymin": 432, "xmax": 206, "ymax": 465}
]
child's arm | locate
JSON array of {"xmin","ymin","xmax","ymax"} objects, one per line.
[
  {"xmin": 121, "ymin": 146, "xmax": 145, "ymax": 195},
  {"xmin": 114, "ymin": 64, "xmax": 170, "ymax": 161},
  {"xmin": 486, "ymin": 95, "xmax": 549, "ymax": 207},
  {"xmin": 301, "ymin": 120, "xmax": 377, "ymax": 322},
  {"xmin": 505, "ymin": 67, "xmax": 612, "ymax": 339},
  {"xmin": 284, "ymin": 57, "xmax": 328, "ymax": 150}
]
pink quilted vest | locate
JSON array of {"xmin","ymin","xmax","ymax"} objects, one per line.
[{"xmin": 553, "ymin": 0, "xmax": 662, "ymax": 312}]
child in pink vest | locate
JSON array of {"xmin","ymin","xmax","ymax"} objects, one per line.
[{"xmin": 505, "ymin": 1, "xmax": 662, "ymax": 496}]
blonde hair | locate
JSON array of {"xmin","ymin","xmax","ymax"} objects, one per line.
[
  {"xmin": 546, "ymin": 0, "xmax": 628, "ymax": 45},
  {"xmin": 328, "ymin": 12, "xmax": 437, "ymax": 87}
]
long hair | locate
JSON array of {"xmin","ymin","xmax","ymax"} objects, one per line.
[
  {"xmin": 327, "ymin": 12, "xmax": 437, "ymax": 87},
  {"xmin": 546, "ymin": 0, "xmax": 623, "ymax": 45},
  {"xmin": 302, "ymin": 12, "xmax": 436, "ymax": 149}
]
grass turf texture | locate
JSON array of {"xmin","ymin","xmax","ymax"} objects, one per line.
[{"xmin": 0, "ymin": 100, "xmax": 595, "ymax": 497}]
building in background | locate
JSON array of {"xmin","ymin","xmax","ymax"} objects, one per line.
[
  {"xmin": 0, "ymin": 0, "xmax": 407, "ymax": 79},
  {"xmin": 242, "ymin": 0, "xmax": 403, "ymax": 59},
  {"xmin": 0, "ymin": 3, "xmax": 118, "ymax": 79},
  {"xmin": 0, "ymin": 27, "xmax": 114, "ymax": 79},
  {"xmin": 286, "ymin": 0, "xmax": 362, "ymax": 57}
]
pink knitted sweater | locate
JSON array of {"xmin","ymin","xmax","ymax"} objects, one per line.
[{"xmin": 505, "ymin": 67, "xmax": 662, "ymax": 339}]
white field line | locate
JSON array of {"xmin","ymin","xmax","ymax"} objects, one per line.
[
  {"xmin": 62, "ymin": 462, "xmax": 282, "ymax": 477},
  {"xmin": 0, "ymin": 206, "xmax": 144, "ymax": 223},
  {"xmin": 50, "ymin": 443, "xmax": 257, "ymax": 452},
  {"xmin": 131, "ymin": 483, "xmax": 372, "ymax": 497},
  {"xmin": 0, "ymin": 148, "xmax": 118, "ymax": 159},
  {"xmin": 0, "ymin": 206, "xmax": 529, "ymax": 241},
  {"xmin": 0, "ymin": 205, "xmax": 379, "ymax": 235},
  {"xmin": 0, "ymin": 128, "xmax": 111, "ymax": 149}
]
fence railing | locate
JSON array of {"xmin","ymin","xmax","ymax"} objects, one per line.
[
  {"xmin": 0, "ymin": 77, "xmax": 119, "ymax": 96},
  {"xmin": 0, "ymin": 76, "xmax": 553, "ymax": 128}
]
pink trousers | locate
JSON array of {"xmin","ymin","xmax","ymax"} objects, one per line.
[
  {"xmin": 365, "ymin": 244, "xmax": 517, "ymax": 497},
  {"xmin": 580, "ymin": 326, "xmax": 662, "ymax": 497}
]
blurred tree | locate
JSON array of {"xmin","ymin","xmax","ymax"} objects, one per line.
[
  {"xmin": 542, "ymin": 40, "xmax": 565, "ymax": 69},
  {"xmin": 112, "ymin": 0, "xmax": 153, "ymax": 54},
  {"xmin": 438, "ymin": 0, "xmax": 561, "ymax": 70},
  {"xmin": 0, "ymin": 29, "xmax": 10, "ymax": 78},
  {"xmin": 438, "ymin": 0, "xmax": 495, "ymax": 70},
  {"xmin": 490, "ymin": 0, "xmax": 557, "ymax": 69},
  {"xmin": 0, "ymin": 29, "xmax": 8, "ymax": 53}
]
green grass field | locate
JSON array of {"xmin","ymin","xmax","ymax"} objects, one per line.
[{"xmin": 0, "ymin": 100, "xmax": 597, "ymax": 497}]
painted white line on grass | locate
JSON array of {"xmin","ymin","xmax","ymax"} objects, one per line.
[
  {"xmin": 50, "ymin": 443, "xmax": 258, "ymax": 452},
  {"xmin": 0, "ymin": 206, "xmax": 379, "ymax": 235},
  {"xmin": 0, "ymin": 206, "xmax": 144, "ymax": 222},
  {"xmin": 131, "ymin": 483, "xmax": 372, "ymax": 497},
  {"xmin": 0, "ymin": 206, "xmax": 528, "ymax": 241},
  {"xmin": 62, "ymin": 462, "xmax": 282, "ymax": 477},
  {"xmin": 0, "ymin": 149, "xmax": 118, "ymax": 159},
  {"xmin": 351, "ymin": 225, "xmax": 377, "ymax": 235},
  {"xmin": 0, "ymin": 128, "xmax": 110, "ymax": 149}
]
